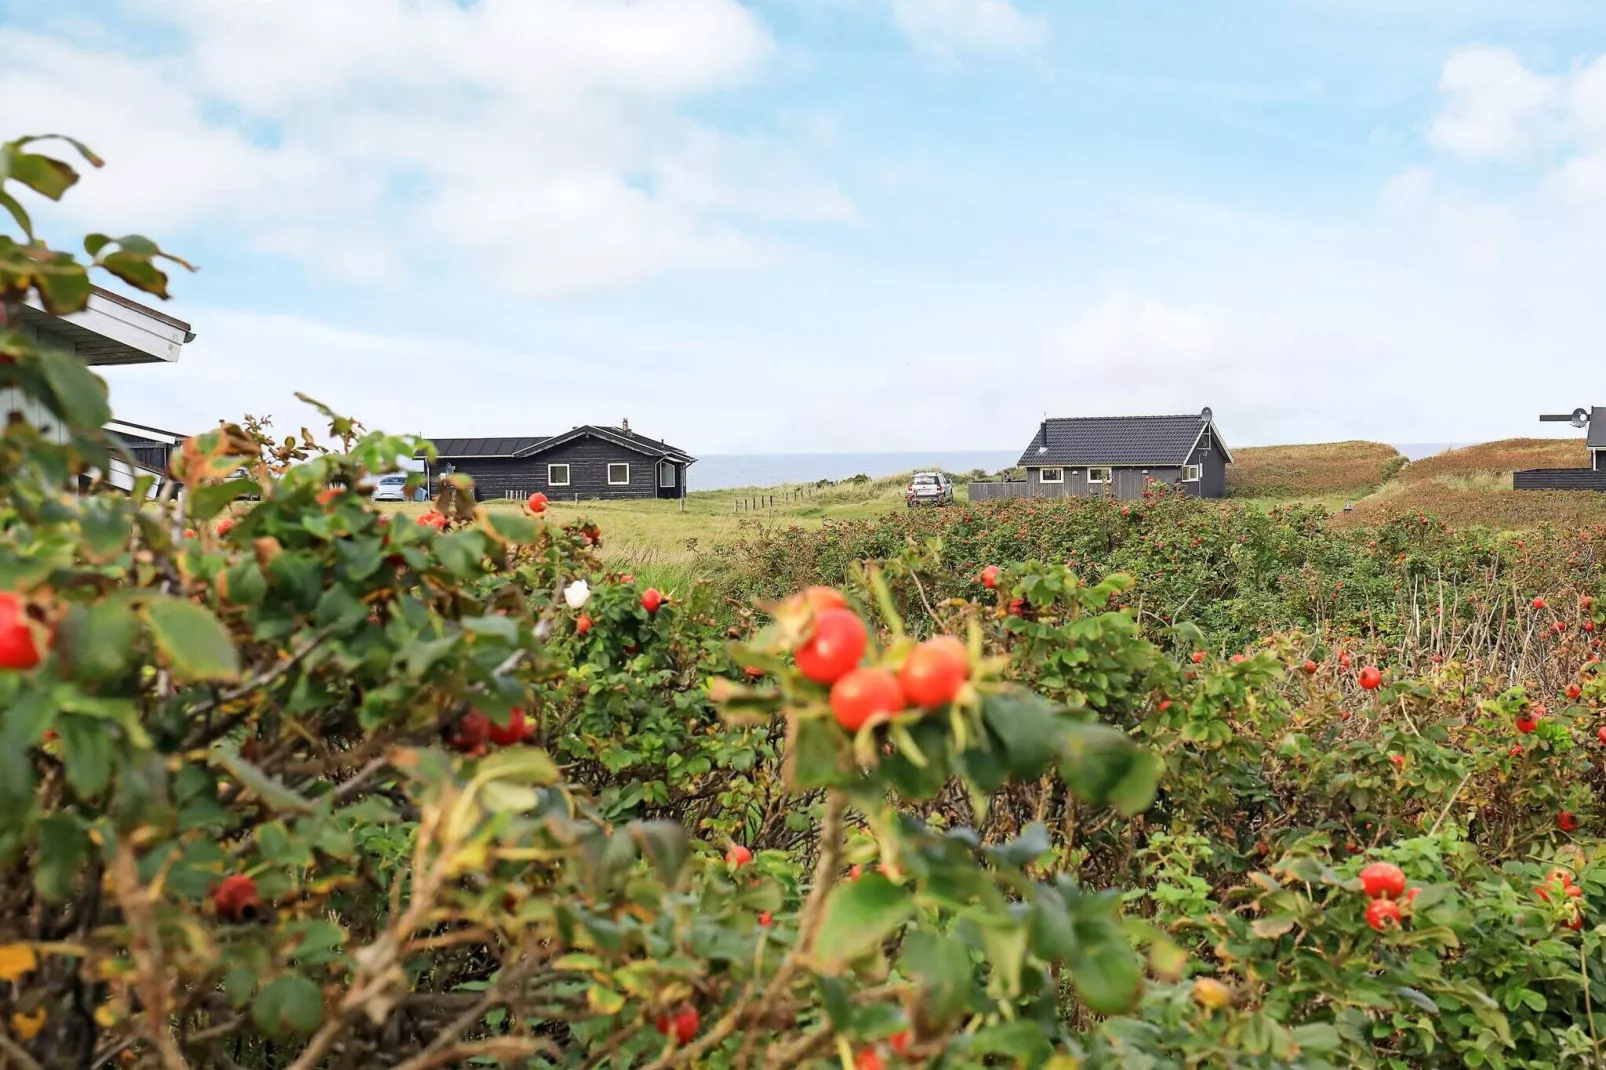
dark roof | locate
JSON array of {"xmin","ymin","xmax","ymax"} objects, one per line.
[
  {"xmin": 429, "ymin": 436, "xmax": 549, "ymax": 459},
  {"xmin": 422, "ymin": 426, "xmax": 695, "ymax": 464},
  {"xmin": 1591, "ymin": 408, "xmax": 1606, "ymax": 449},
  {"xmin": 1016, "ymin": 412, "xmax": 1229, "ymax": 467}
]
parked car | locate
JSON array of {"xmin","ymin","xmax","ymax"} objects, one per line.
[
  {"xmin": 906, "ymin": 471, "xmax": 953, "ymax": 507},
  {"xmin": 371, "ymin": 474, "xmax": 409, "ymax": 503}
]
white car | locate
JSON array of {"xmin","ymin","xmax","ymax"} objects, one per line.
[
  {"xmin": 906, "ymin": 472, "xmax": 954, "ymax": 507},
  {"xmin": 371, "ymin": 474, "xmax": 410, "ymax": 502}
]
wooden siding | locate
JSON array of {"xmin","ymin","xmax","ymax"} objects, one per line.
[
  {"xmin": 1514, "ymin": 468, "xmax": 1606, "ymax": 492},
  {"xmin": 430, "ymin": 433, "xmax": 685, "ymax": 501},
  {"xmin": 1183, "ymin": 436, "xmax": 1228, "ymax": 498}
]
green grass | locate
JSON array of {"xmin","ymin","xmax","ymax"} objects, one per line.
[{"xmin": 382, "ymin": 474, "xmax": 921, "ymax": 592}]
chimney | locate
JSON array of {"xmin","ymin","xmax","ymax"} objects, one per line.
[
  {"xmin": 621, "ymin": 417, "xmax": 630, "ymax": 432},
  {"xmin": 1040, "ymin": 419, "xmax": 1048, "ymax": 447}
]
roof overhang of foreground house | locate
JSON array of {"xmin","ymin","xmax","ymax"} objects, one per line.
[{"xmin": 19, "ymin": 286, "xmax": 194, "ymax": 365}]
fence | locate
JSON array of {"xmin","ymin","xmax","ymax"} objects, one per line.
[
  {"xmin": 733, "ymin": 486, "xmax": 819, "ymax": 513},
  {"xmin": 966, "ymin": 481, "xmax": 1031, "ymax": 501}
]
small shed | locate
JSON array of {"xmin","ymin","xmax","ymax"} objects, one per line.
[{"xmin": 422, "ymin": 421, "xmax": 695, "ymax": 502}]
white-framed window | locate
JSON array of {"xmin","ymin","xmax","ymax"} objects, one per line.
[
  {"xmin": 1183, "ymin": 464, "xmax": 1203, "ymax": 482},
  {"xmin": 1087, "ymin": 466, "xmax": 1112, "ymax": 484},
  {"xmin": 548, "ymin": 463, "xmax": 571, "ymax": 487},
  {"xmin": 607, "ymin": 462, "xmax": 631, "ymax": 486},
  {"xmin": 659, "ymin": 462, "xmax": 676, "ymax": 488},
  {"xmin": 1039, "ymin": 467, "xmax": 1064, "ymax": 484}
]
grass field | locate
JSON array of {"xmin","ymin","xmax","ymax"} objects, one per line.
[
  {"xmin": 387, "ymin": 436, "xmax": 1605, "ymax": 584},
  {"xmin": 385, "ymin": 474, "xmax": 918, "ymax": 591},
  {"xmin": 1225, "ymin": 440, "xmax": 1405, "ymax": 500}
]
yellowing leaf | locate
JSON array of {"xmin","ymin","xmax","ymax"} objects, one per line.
[
  {"xmin": 0, "ymin": 944, "xmax": 36, "ymax": 982},
  {"xmin": 11, "ymin": 1007, "xmax": 45, "ymax": 1040}
]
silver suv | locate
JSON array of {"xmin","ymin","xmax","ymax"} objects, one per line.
[{"xmin": 906, "ymin": 471, "xmax": 953, "ymax": 507}]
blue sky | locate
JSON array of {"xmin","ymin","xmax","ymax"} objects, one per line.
[{"xmin": 4, "ymin": 0, "xmax": 1606, "ymax": 454}]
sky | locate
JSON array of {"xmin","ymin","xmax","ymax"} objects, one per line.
[{"xmin": 4, "ymin": 0, "xmax": 1606, "ymax": 454}]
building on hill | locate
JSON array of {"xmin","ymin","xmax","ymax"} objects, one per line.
[
  {"xmin": 970, "ymin": 408, "xmax": 1231, "ymax": 501},
  {"xmin": 421, "ymin": 421, "xmax": 695, "ymax": 502},
  {"xmin": 1514, "ymin": 407, "xmax": 1606, "ymax": 491}
]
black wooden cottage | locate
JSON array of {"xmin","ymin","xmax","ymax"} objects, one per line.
[
  {"xmin": 1514, "ymin": 406, "xmax": 1606, "ymax": 491},
  {"xmin": 970, "ymin": 408, "xmax": 1231, "ymax": 502},
  {"xmin": 422, "ymin": 422, "xmax": 695, "ymax": 502}
]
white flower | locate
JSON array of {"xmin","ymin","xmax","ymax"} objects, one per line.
[{"xmin": 563, "ymin": 579, "xmax": 591, "ymax": 609}]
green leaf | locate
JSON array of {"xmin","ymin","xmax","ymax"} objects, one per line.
[
  {"xmin": 37, "ymin": 349, "xmax": 110, "ymax": 430},
  {"xmin": 59, "ymin": 715, "xmax": 115, "ymax": 798},
  {"xmin": 187, "ymin": 479, "xmax": 258, "ymax": 520},
  {"xmin": 1067, "ymin": 915, "xmax": 1143, "ymax": 1015},
  {"xmin": 142, "ymin": 596, "xmax": 239, "ymax": 682},
  {"xmin": 55, "ymin": 601, "xmax": 138, "ymax": 684},
  {"xmin": 220, "ymin": 561, "xmax": 267, "ymax": 606},
  {"xmin": 786, "ymin": 716, "xmax": 842, "ymax": 791},
  {"xmin": 6, "ymin": 148, "xmax": 79, "ymax": 200},
  {"xmin": 900, "ymin": 929, "xmax": 973, "ymax": 1032},
  {"xmin": 1059, "ymin": 723, "xmax": 1158, "ymax": 815},
  {"xmin": 475, "ymin": 747, "xmax": 559, "ymax": 786},
  {"xmin": 99, "ymin": 250, "xmax": 170, "ymax": 299},
  {"xmin": 812, "ymin": 874, "xmax": 913, "ymax": 973},
  {"xmin": 989, "ymin": 821, "xmax": 1051, "ymax": 869},
  {"xmin": 223, "ymin": 965, "xmax": 258, "ymax": 1009},
  {"xmin": 487, "ymin": 511, "xmax": 537, "ymax": 543},
  {"xmin": 252, "ymin": 975, "xmax": 324, "ymax": 1039},
  {"xmin": 0, "ymin": 189, "xmax": 32, "ymax": 238},
  {"xmin": 1290, "ymin": 1022, "xmax": 1342, "ymax": 1053},
  {"xmin": 211, "ymin": 743, "xmax": 314, "ymax": 814},
  {"xmin": 981, "ymin": 692, "xmax": 1059, "ymax": 778},
  {"xmin": 627, "ymin": 821, "xmax": 689, "ymax": 885},
  {"xmin": 289, "ymin": 920, "xmax": 347, "ymax": 967},
  {"xmin": 34, "ymin": 814, "xmax": 88, "ymax": 902}
]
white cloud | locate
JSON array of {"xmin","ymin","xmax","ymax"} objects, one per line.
[
  {"xmin": 0, "ymin": 1, "xmax": 851, "ymax": 296},
  {"xmin": 1428, "ymin": 47, "xmax": 1557, "ymax": 160},
  {"xmin": 890, "ymin": 0, "xmax": 1046, "ymax": 57}
]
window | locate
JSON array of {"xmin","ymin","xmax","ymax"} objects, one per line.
[
  {"xmin": 1199, "ymin": 428, "xmax": 1212, "ymax": 453},
  {"xmin": 659, "ymin": 462, "xmax": 676, "ymax": 488},
  {"xmin": 1086, "ymin": 467, "xmax": 1112, "ymax": 484},
  {"xmin": 548, "ymin": 463, "xmax": 570, "ymax": 487},
  {"xmin": 607, "ymin": 462, "xmax": 631, "ymax": 486},
  {"xmin": 1183, "ymin": 464, "xmax": 1203, "ymax": 482},
  {"xmin": 1039, "ymin": 467, "xmax": 1064, "ymax": 484}
]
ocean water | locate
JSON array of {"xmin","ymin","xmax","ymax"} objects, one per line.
[
  {"xmin": 688, "ymin": 450, "xmax": 1020, "ymax": 492},
  {"xmin": 688, "ymin": 443, "xmax": 1474, "ymax": 492}
]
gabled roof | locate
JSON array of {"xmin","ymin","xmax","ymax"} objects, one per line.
[
  {"xmin": 422, "ymin": 426, "xmax": 695, "ymax": 464},
  {"xmin": 1591, "ymin": 408, "xmax": 1606, "ymax": 449},
  {"xmin": 1017, "ymin": 412, "xmax": 1232, "ymax": 467}
]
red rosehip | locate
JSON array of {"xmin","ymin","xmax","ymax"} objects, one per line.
[
  {"xmin": 641, "ymin": 588, "xmax": 663, "ymax": 614},
  {"xmin": 1191, "ymin": 651, "xmax": 1205, "ymax": 664},
  {"xmin": 527, "ymin": 491, "xmax": 547, "ymax": 514},
  {"xmin": 656, "ymin": 1006, "xmax": 699, "ymax": 1045},
  {"xmin": 576, "ymin": 614, "xmax": 592, "ymax": 635},
  {"xmin": 0, "ymin": 592, "xmax": 42, "ymax": 672},
  {"xmin": 1302, "ymin": 659, "xmax": 1318, "ymax": 674},
  {"xmin": 485, "ymin": 708, "xmax": 530, "ymax": 747},
  {"xmin": 1358, "ymin": 862, "xmax": 1407, "ymax": 900},
  {"xmin": 1516, "ymin": 713, "xmax": 1539, "ymax": 734},
  {"xmin": 898, "ymin": 636, "xmax": 968, "ymax": 708},
  {"xmin": 1358, "ymin": 666, "xmax": 1382, "ymax": 690},
  {"xmin": 726, "ymin": 844, "xmax": 752, "ymax": 868},
  {"xmin": 1366, "ymin": 897, "xmax": 1402, "ymax": 931},
  {"xmin": 830, "ymin": 667, "xmax": 905, "ymax": 732},
  {"xmin": 796, "ymin": 609, "xmax": 868, "ymax": 684},
  {"xmin": 213, "ymin": 874, "xmax": 262, "ymax": 922},
  {"xmin": 981, "ymin": 565, "xmax": 1000, "ymax": 589},
  {"xmin": 1559, "ymin": 811, "xmax": 1580, "ymax": 832},
  {"xmin": 445, "ymin": 711, "xmax": 490, "ymax": 754}
]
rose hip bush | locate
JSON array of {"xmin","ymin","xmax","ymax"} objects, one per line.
[{"xmin": 6, "ymin": 133, "xmax": 1606, "ymax": 1070}]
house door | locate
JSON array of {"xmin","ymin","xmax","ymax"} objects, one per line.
[{"xmin": 658, "ymin": 461, "xmax": 677, "ymax": 497}]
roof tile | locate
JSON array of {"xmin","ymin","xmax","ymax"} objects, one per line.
[{"xmin": 1017, "ymin": 413, "xmax": 1220, "ymax": 467}]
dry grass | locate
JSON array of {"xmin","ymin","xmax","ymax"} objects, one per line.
[
  {"xmin": 1396, "ymin": 438, "xmax": 1589, "ymax": 485},
  {"xmin": 1226, "ymin": 441, "xmax": 1405, "ymax": 499},
  {"xmin": 1334, "ymin": 488, "xmax": 1606, "ymax": 530}
]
